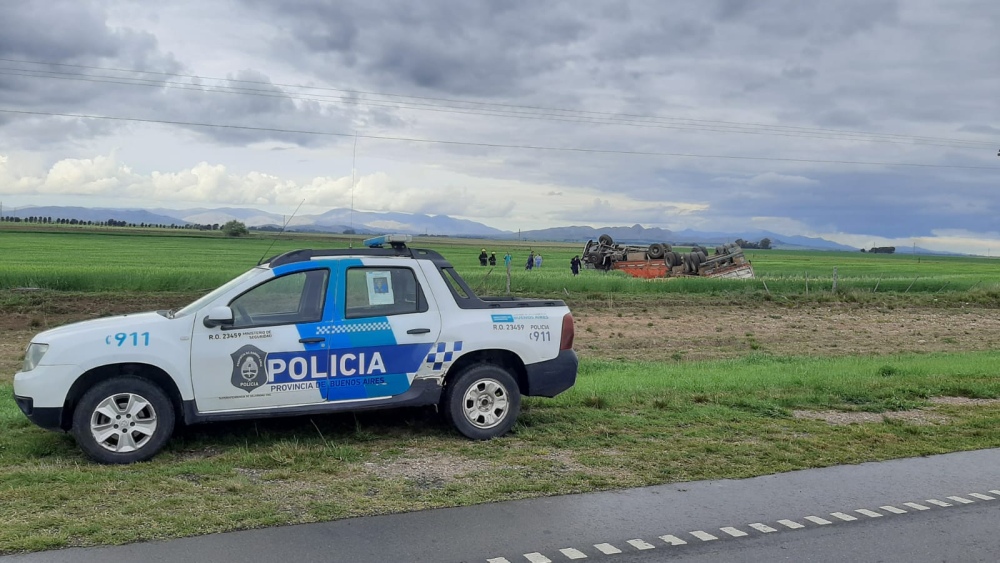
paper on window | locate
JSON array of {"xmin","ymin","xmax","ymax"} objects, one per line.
[{"xmin": 366, "ymin": 271, "xmax": 394, "ymax": 305}]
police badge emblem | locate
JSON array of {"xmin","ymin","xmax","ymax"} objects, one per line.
[{"xmin": 231, "ymin": 345, "xmax": 268, "ymax": 392}]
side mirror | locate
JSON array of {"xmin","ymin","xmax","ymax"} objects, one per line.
[{"xmin": 203, "ymin": 306, "xmax": 234, "ymax": 328}]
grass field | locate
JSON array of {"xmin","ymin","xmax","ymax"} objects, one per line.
[
  {"xmin": 1, "ymin": 228, "xmax": 999, "ymax": 300},
  {"xmin": 1, "ymin": 226, "xmax": 999, "ymax": 553}
]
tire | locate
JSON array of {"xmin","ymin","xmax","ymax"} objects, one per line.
[
  {"xmin": 72, "ymin": 376, "xmax": 175, "ymax": 464},
  {"xmin": 647, "ymin": 243, "xmax": 665, "ymax": 259},
  {"xmin": 598, "ymin": 234, "xmax": 614, "ymax": 246},
  {"xmin": 662, "ymin": 242, "xmax": 673, "ymax": 253},
  {"xmin": 443, "ymin": 364, "xmax": 521, "ymax": 440},
  {"xmin": 690, "ymin": 252, "xmax": 703, "ymax": 273}
]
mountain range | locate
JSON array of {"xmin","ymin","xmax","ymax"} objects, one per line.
[{"xmin": 2, "ymin": 204, "xmax": 936, "ymax": 253}]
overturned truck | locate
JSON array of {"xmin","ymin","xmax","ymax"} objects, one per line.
[{"xmin": 581, "ymin": 234, "xmax": 754, "ymax": 279}]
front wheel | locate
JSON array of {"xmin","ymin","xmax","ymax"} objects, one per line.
[
  {"xmin": 444, "ymin": 364, "xmax": 521, "ymax": 440},
  {"xmin": 72, "ymin": 377, "xmax": 175, "ymax": 464}
]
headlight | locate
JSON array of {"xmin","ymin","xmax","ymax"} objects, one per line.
[{"xmin": 22, "ymin": 343, "xmax": 49, "ymax": 372}]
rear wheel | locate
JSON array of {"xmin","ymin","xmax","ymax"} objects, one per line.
[
  {"xmin": 444, "ymin": 364, "xmax": 521, "ymax": 440},
  {"xmin": 598, "ymin": 234, "xmax": 614, "ymax": 246},
  {"xmin": 72, "ymin": 377, "xmax": 175, "ymax": 464},
  {"xmin": 647, "ymin": 243, "xmax": 665, "ymax": 259}
]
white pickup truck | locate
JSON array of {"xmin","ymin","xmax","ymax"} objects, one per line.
[{"xmin": 13, "ymin": 240, "xmax": 577, "ymax": 464}]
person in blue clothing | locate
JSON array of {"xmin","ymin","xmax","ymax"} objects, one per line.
[
  {"xmin": 525, "ymin": 251, "xmax": 534, "ymax": 270},
  {"xmin": 570, "ymin": 255, "xmax": 582, "ymax": 276},
  {"xmin": 503, "ymin": 251, "xmax": 512, "ymax": 269}
]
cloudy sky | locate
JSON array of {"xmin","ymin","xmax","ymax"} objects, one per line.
[{"xmin": 1, "ymin": 0, "xmax": 999, "ymax": 252}]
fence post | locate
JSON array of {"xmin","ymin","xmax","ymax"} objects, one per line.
[
  {"xmin": 506, "ymin": 262, "xmax": 511, "ymax": 295},
  {"xmin": 805, "ymin": 272, "xmax": 809, "ymax": 295},
  {"xmin": 832, "ymin": 267, "xmax": 838, "ymax": 293}
]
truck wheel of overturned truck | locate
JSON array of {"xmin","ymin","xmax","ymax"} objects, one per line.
[
  {"xmin": 72, "ymin": 376, "xmax": 175, "ymax": 465},
  {"xmin": 599, "ymin": 234, "xmax": 614, "ymax": 246},
  {"xmin": 647, "ymin": 243, "xmax": 665, "ymax": 259},
  {"xmin": 690, "ymin": 252, "xmax": 703, "ymax": 273},
  {"xmin": 444, "ymin": 364, "xmax": 521, "ymax": 440}
]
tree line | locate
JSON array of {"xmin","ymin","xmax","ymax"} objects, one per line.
[
  {"xmin": 0, "ymin": 215, "xmax": 248, "ymax": 236},
  {"xmin": 735, "ymin": 238, "xmax": 772, "ymax": 249}
]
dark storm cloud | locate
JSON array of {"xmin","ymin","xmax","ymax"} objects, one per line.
[
  {"xmin": 0, "ymin": 1, "xmax": 354, "ymax": 149},
  {"xmin": 242, "ymin": 0, "xmax": 593, "ymax": 95},
  {"xmin": 160, "ymin": 69, "xmax": 358, "ymax": 147}
]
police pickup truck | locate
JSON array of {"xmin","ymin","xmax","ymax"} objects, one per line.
[{"xmin": 13, "ymin": 236, "xmax": 577, "ymax": 464}]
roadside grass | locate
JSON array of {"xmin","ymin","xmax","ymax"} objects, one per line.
[{"xmin": 2, "ymin": 351, "xmax": 1000, "ymax": 553}]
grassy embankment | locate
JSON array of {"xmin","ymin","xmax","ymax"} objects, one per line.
[
  {"xmin": 1, "ymin": 351, "xmax": 999, "ymax": 552},
  {"xmin": 0, "ymin": 228, "xmax": 998, "ymax": 552}
]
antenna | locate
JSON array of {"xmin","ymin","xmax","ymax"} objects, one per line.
[
  {"xmin": 257, "ymin": 199, "xmax": 305, "ymax": 265},
  {"xmin": 349, "ymin": 131, "xmax": 358, "ymax": 248}
]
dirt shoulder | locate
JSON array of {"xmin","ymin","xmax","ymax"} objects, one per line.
[
  {"xmin": 3, "ymin": 292, "xmax": 999, "ymax": 380},
  {"xmin": 572, "ymin": 301, "xmax": 1000, "ymax": 362}
]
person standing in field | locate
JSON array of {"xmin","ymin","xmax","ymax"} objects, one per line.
[
  {"xmin": 526, "ymin": 251, "xmax": 534, "ymax": 270},
  {"xmin": 504, "ymin": 251, "xmax": 512, "ymax": 270},
  {"xmin": 479, "ymin": 248, "xmax": 488, "ymax": 266},
  {"xmin": 534, "ymin": 253, "xmax": 542, "ymax": 268},
  {"xmin": 570, "ymin": 255, "xmax": 581, "ymax": 276},
  {"xmin": 489, "ymin": 252, "xmax": 497, "ymax": 266}
]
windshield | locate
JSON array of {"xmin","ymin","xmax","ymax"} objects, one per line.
[{"xmin": 171, "ymin": 268, "xmax": 264, "ymax": 318}]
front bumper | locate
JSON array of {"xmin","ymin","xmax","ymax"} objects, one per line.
[
  {"xmin": 14, "ymin": 365, "xmax": 73, "ymax": 431},
  {"xmin": 524, "ymin": 349, "xmax": 578, "ymax": 397},
  {"xmin": 13, "ymin": 394, "xmax": 65, "ymax": 431}
]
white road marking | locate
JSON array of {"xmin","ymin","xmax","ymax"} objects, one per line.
[
  {"xmin": 831, "ymin": 512, "xmax": 858, "ymax": 521},
  {"xmin": 594, "ymin": 544, "xmax": 621, "ymax": 555},
  {"xmin": 559, "ymin": 548, "xmax": 587, "ymax": 560},
  {"xmin": 659, "ymin": 535, "xmax": 687, "ymax": 546},
  {"xmin": 804, "ymin": 516, "xmax": 832, "ymax": 525},
  {"xmin": 690, "ymin": 531, "xmax": 718, "ymax": 541},
  {"xmin": 627, "ymin": 539, "xmax": 655, "ymax": 550},
  {"xmin": 492, "ymin": 489, "xmax": 998, "ymax": 562}
]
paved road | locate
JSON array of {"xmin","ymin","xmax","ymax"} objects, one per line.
[{"xmin": 3, "ymin": 448, "xmax": 998, "ymax": 563}]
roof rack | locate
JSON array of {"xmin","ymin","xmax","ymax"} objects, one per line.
[{"xmin": 263, "ymin": 245, "xmax": 447, "ymax": 268}]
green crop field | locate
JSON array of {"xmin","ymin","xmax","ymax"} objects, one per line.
[{"xmin": 1, "ymin": 228, "xmax": 999, "ymax": 300}]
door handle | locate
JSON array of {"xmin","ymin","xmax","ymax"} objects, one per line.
[
  {"xmin": 407, "ymin": 328, "xmax": 431, "ymax": 334},
  {"xmin": 299, "ymin": 337, "xmax": 324, "ymax": 344}
]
